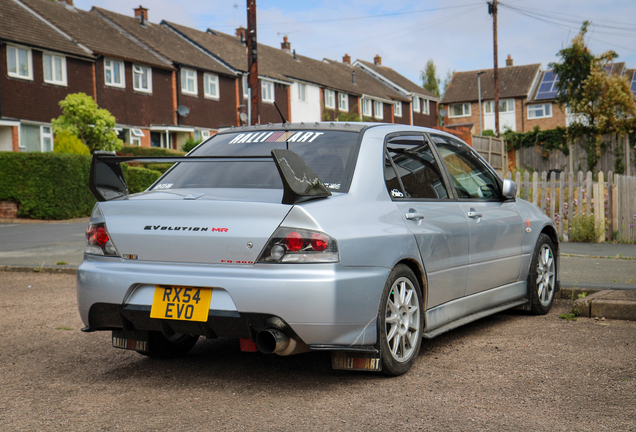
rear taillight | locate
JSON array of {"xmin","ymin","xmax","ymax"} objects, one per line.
[
  {"xmin": 257, "ymin": 228, "xmax": 339, "ymax": 263},
  {"xmin": 85, "ymin": 222, "xmax": 119, "ymax": 256}
]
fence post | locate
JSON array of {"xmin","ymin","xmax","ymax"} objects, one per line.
[
  {"xmin": 558, "ymin": 174, "xmax": 564, "ymax": 240},
  {"xmin": 532, "ymin": 172, "xmax": 539, "ymax": 205},
  {"xmin": 607, "ymin": 171, "xmax": 613, "ymax": 242},
  {"xmin": 524, "ymin": 171, "xmax": 529, "ymax": 200},
  {"xmin": 515, "ymin": 172, "xmax": 521, "ymax": 197},
  {"xmin": 586, "ymin": 171, "xmax": 593, "ymax": 216},
  {"xmin": 567, "ymin": 171, "xmax": 574, "ymax": 238},
  {"xmin": 541, "ymin": 171, "xmax": 548, "ymax": 213},
  {"xmin": 577, "ymin": 171, "xmax": 583, "ymax": 217},
  {"xmin": 595, "ymin": 171, "xmax": 605, "ymax": 243}
]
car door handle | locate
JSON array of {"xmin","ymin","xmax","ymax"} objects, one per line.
[
  {"xmin": 405, "ymin": 211, "xmax": 425, "ymax": 221},
  {"xmin": 467, "ymin": 208, "xmax": 483, "ymax": 219}
]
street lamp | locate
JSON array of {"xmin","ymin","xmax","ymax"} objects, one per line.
[{"xmin": 477, "ymin": 71, "xmax": 485, "ymax": 136}]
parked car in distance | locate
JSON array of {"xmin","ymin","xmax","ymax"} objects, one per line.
[{"xmin": 77, "ymin": 122, "xmax": 559, "ymax": 376}]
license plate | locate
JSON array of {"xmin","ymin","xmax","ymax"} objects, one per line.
[{"xmin": 150, "ymin": 285, "xmax": 212, "ymax": 322}]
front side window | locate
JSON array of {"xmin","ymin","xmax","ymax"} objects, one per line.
[
  {"xmin": 362, "ymin": 99, "xmax": 372, "ymax": 117},
  {"xmin": 325, "ymin": 89, "xmax": 335, "ymax": 109},
  {"xmin": 181, "ymin": 68, "xmax": 197, "ymax": 95},
  {"xmin": 43, "ymin": 53, "xmax": 66, "ymax": 85},
  {"xmin": 204, "ymin": 73, "xmax": 219, "ymax": 99},
  {"xmin": 374, "ymin": 101, "xmax": 383, "ymax": 119},
  {"xmin": 412, "ymin": 96, "xmax": 420, "ymax": 113},
  {"xmin": 385, "ymin": 135, "xmax": 449, "ymax": 200},
  {"xmin": 338, "ymin": 93, "xmax": 348, "ymax": 111},
  {"xmin": 104, "ymin": 59, "xmax": 125, "ymax": 87},
  {"xmin": 298, "ymin": 83, "xmax": 306, "ymax": 102},
  {"xmin": 7, "ymin": 45, "xmax": 32, "ymax": 80},
  {"xmin": 133, "ymin": 65, "xmax": 152, "ymax": 93},
  {"xmin": 41, "ymin": 126, "xmax": 53, "ymax": 152},
  {"xmin": 394, "ymin": 102, "xmax": 402, "ymax": 117},
  {"xmin": 485, "ymin": 99, "xmax": 514, "ymax": 114},
  {"xmin": 421, "ymin": 99, "xmax": 429, "ymax": 115},
  {"xmin": 528, "ymin": 103, "xmax": 552, "ymax": 119},
  {"xmin": 449, "ymin": 103, "xmax": 470, "ymax": 117},
  {"xmin": 242, "ymin": 75, "xmax": 249, "ymax": 98},
  {"xmin": 262, "ymin": 80, "xmax": 274, "ymax": 103},
  {"xmin": 431, "ymin": 134, "xmax": 500, "ymax": 200}
]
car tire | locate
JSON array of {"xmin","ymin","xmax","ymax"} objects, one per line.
[
  {"xmin": 528, "ymin": 233, "xmax": 556, "ymax": 315},
  {"xmin": 137, "ymin": 331, "xmax": 199, "ymax": 358},
  {"xmin": 378, "ymin": 264, "xmax": 423, "ymax": 376}
]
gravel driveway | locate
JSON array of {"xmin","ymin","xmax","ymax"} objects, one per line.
[{"xmin": 1, "ymin": 272, "xmax": 635, "ymax": 431}]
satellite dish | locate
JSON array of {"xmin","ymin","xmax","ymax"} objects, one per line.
[
  {"xmin": 176, "ymin": 105, "xmax": 190, "ymax": 117},
  {"xmin": 239, "ymin": 113, "xmax": 248, "ymax": 122},
  {"xmin": 439, "ymin": 108, "xmax": 448, "ymax": 117}
]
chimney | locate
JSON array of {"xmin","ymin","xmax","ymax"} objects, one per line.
[
  {"xmin": 236, "ymin": 26, "xmax": 246, "ymax": 39},
  {"xmin": 351, "ymin": 70, "xmax": 356, "ymax": 84},
  {"xmin": 134, "ymin": 5, "xmax": 148, "ymax": 23},
  {"xmin": 506, "ymin": 55, "xmax": 513, "ymax": 67},
  {"xmin": 281, "ymin": 36, "xmax": 291, "ymax": 52},
  {"xmin": 374, "ymin": 55, "xmax": 382, "ymax": 66},
  {"xmin": 343, "ymin": 54, "xmax": 351, "ymax": 65},
  {"xmin": 57, "ymin": 0, "xmax": 74, "ymax": 7}
]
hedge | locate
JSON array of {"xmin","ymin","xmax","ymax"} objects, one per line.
[{"xmin": 0, "ymin": 152, "xmax": 162, "ymax": 220}]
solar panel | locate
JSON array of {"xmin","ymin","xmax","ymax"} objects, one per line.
[{"xmin": 535, "ymin": 71, "xmax": 559, "ymax": 100}]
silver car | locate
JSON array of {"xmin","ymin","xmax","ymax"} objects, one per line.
[{"xmin": 77, "ymin": 123, "xmax": 558, "ymax": 376}]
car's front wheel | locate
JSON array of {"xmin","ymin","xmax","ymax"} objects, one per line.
[
  {"xmin": 528, "ymin": 233, "xmax": 556, "ymax": 315},
  {"xmin": 137, "ymin": 331, "xmax": 199, "ymax": 358},
  {"xmin": 378, "ymin": 264, "xmax": 423, "ymax": 376}
]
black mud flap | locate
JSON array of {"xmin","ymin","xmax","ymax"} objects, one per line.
[
  {"xmin": 112, "ymin": 329, "xmax": 150, "ymax": 353},
  {"xmin": 331, "ymin": 351, "xmax": 382, "ymax": 372}
]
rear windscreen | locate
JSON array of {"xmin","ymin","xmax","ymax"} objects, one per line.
[{"xmin": 153, "ymin": 130, "xmax": 361, "ymax": 192}]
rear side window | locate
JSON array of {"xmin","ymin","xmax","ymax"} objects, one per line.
[{"xmin": 155, "ymin": 130, "xmax": 360, "ymax": 192}]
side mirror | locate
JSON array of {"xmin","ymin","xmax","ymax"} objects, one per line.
[{"xmin": 502, "ymin": 179, "xmax": 517, "ymax": 200}]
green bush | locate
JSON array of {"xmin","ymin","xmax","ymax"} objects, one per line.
[
  {"xmin": 181, "ymin": 137, "xmax": 202, "ymax": 153},
  {"xmin": 118, "ymin": 145, "xmax": 185, "ymax": 157},
  {"xmin": 53, "ymin": 130, "xmax": 90, "ymax": 155},
  {"xmin": 0, "ymin": 153, "xmax": 164, "ymax": 220},
  {"xmin": 569, "ymin": 214, "xmax": 599, "ymax": 242}
]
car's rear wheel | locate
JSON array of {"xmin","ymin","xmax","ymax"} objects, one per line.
[
  {"xmin": 378, "ymin": 265, "xmax": 423, "ymax": 376},
  {"xmin": 137, "ymin": 331, "xmax": 199, "ymax": 358},
  {"xmin": 528, "ymin": 233, "xmax": 556, "ymax": 315}
]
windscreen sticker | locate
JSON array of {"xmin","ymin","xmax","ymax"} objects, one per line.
[{"xmin": 229, "ymin": 131, "xmax": 324, "ymax": 144}]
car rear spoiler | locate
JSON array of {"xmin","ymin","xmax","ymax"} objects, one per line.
[{"xmin": 89, "ymin": 149, "xmax": 332, "ymax": 205}]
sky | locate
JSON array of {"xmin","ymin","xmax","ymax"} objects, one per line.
[{"xmin": 73, "ymin": 0, "xmax": 636, "ymax": 90}]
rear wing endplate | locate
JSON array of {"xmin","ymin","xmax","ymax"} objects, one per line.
[{"xmin": 89, "ymin": 149, "xmax": 332, "ymax": 205}]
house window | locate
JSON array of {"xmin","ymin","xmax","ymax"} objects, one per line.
[
  {"xmin": 394, "ymin": 102, "xmax": 402, "ymax": 117},
  {"xmin": 7, "ymin": 45, "xmax": 32, "ymax": 80},
  {"xmin": 201, "ymin": 130, "xmax": 211, "ymax": 139},
  {"xmin": 325, "ymin": 89, "xmax": 335, "ymax": 109},
  {"xmin": 204, "ymin": 73, "xmax": 219, "ymax": 99},
  {"xmin": 181, "ymin": 68, "xmax": 197, "ymax": 95},
  {"xmin": 104, "ymin": 59, "xmax": 125, "ymax": 87},
  {"xmin": 449, "ymin": 103, "xmax": 471, "ymax": 117},
  {"xmin": 374, "ymin": 101, "xmax": 383, "ymax": 119},
  {"xmin": 43, "ymin": 53, "xmax": 66, "ymax": 86},
  {"xmin": 412, "ymin": 96, "xmax": 420, "ymax": 113},
  {"xmin": 261, "ymin": 80, "xmax": 274, "ymax": 103},
  {"xmin": 338, "ymin": 93, "xmax": 348, "ymax": 111},
  {"xmin": 421, "ymin": 99, "xmax": 429, "ymax": 115},
  {"xmin": 485, "ymin": 99, "xmax": 514, "ymax": 114},
  {"xmin": 298, "ymin": 83, "xmax": 307, "ymax": 102},
  {"xmin": 362, "ymin": 99, "xmax": 372, "ymax": 117},
  {"xmin": 41, "ymin": 126, "xmax": 53, "ymax": 152},
  {"xmin": 133, "ymin": 65, "xmax": 152, "ymax": 93},
  {"xmin": 528, "ymin": 103, "xmax": 552, "ymax": 119},
  {"xmin": 130, "ymin": 128, "xmax": 144, "ymax": 146},
  {"xmin": 242, "ymin": 75, "xmax": 249, "ymax": 98}
]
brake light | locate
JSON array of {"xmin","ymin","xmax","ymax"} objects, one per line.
[
  {"xmin": 85, "ymin": 222, "xmax": 119, "ymax": 257},
  {"xmin": 257, "ymin": 227, "xmax": 339, "ymax": 264}
]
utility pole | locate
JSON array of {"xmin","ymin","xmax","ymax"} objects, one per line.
[
  {"xmin": 489, "ymin": 0, "xmax": 500, "ymax": 137},
  {"xmin": 247, "ymin": 0, "xmax": 258, "ymax": 125}
]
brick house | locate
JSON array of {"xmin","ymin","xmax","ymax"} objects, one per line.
[
  {"xmin": 93, "ymin": 6, "xmax": 239, "ymax": 147},
  {"xmin": 0, "ymin": 0, "xmax": 94, "ymax": 152},
  {"xmin": 354, "ymin": 56, "xmax": 440, "ymax": 127}
]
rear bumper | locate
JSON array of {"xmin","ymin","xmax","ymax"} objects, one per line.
[{"xmin": 77, "ymin": 255, "xmax": 389, "ymax": 347}]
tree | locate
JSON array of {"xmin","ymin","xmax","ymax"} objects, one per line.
[
  {"xmin": 52, "ymin": 93, "xmax": 122, "ymax": 153},
  {"xmin": 421, "ymin": 59, "xmax": 440, "ymax": 97},
  {"xmin": 52, "ymin": 130, "xmax": 89, "ymax": 155}
]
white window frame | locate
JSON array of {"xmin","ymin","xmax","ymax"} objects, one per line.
[
  {"xmin": 374, "ymin": 101, "xmax": 383, "ymax": 119},
  {"xmin": 7, "ymin": 44, "xmax": 33, "ymax": 80},
  {"xmin": 298, "ymin": 83, "xmax": 307, "ymax": 102},
  {"xmin": 421, "ymin": 99, "xmax": 430, "ymax": 115},
  {"xmin": 412, "ymin": 96, "xmax": 420, "ymax": 113},
  {"xmin": 261, "ymin": 80, "xmax": 274, "ymax": 103},
  {"xmin": 338, "ymin": 93, "xmax": 348, "ymax": 111},
  {"xmin": 394, "ymin": 102, "xmax": 402, "ymax": 117},
  {"xmin": 133, "ymin": 65, "xmax": 152, "ymax": 93},
  {"xmin": 181, "ymin": 68, "xmax": 197, "ymax": 95},
  {"xmin": 43, "ymin": 52, "xmax": 66, "ymax": 86},
  {"xmin": 201, "ymin": 130, "xmax": 211, "ymax": 139},
  {"xmin": 362, "ymin": 99, "xmax": 372, "ymax": 117},
  {"xmin": 204, "ymin": 73, "xmax": 219, "ymax": 99},
  {"xmin": 449, "ymin": 103, "xmax": 471, "ymax": 118},
  {"xmin": 527, "ymin": 103, "xmax": 552, "ymax": 119},
  {"xmin": 324, "ymin": 89, "xmax": 335, "ymax": 109},
  {"xmin": 485, "ymin": 99, "xmax": 514, "ymax": 114},
  {"xmin": 41, "ymin": 125, "xmax": 53, "ymax": 152},
  {"xmin": 104, "ymin": 58, "xmax": 125, "ymax": 88},
  {"xmin": 242, "ymin": 75, "xmax": 249, "ymax": 99},
  {"xmin": 130, "ymin": 128, "xmax": 144, "ymax": 146}
]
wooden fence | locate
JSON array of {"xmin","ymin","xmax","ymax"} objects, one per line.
[
  {"xmin": 473, "ymin": 136, "xmax": 507, "ymax": 173},
  {"xmin": 504, "ymin": 171, "xmax": 636, "ymax": 243}
]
